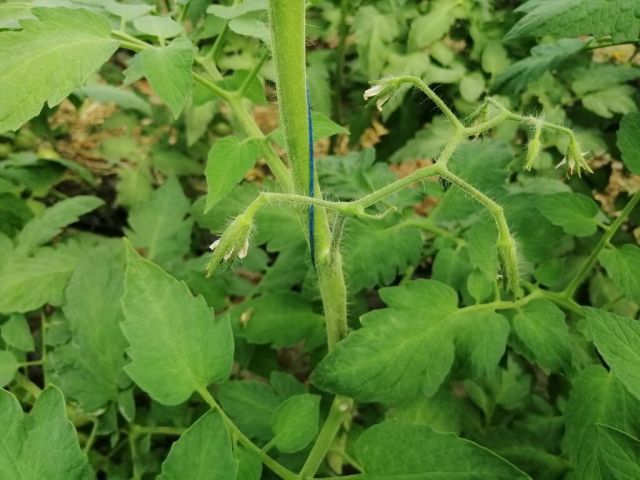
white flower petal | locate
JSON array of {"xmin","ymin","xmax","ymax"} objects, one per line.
[
  {"xmin": 363, "ymin": 84, "xmax": 384, "ymax": 100},
  {"xmin": 238, "ymin": 239, "xmax": 250, "ymax": 259},
  {"xmin": 209, "ymin": 239, "xmax": 221, "ymax": 251}
]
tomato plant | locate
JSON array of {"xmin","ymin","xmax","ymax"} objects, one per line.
[{"xmin": 0, "ymin": 1, "xmax": 639, "ymax": 479}]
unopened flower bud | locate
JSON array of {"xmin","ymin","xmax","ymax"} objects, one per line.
[
  {"xmin": 206, "ymin": 214, "xmax": 253, "ymax": 275},
  {"xmin": 524, "ymin": 138, "xmax": 541, "ymax": 171},
  {"xmin": 566, "ymin": 137, "xmax": 592, "ymax": 177}
]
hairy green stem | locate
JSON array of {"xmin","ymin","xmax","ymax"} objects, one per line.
[
  {"xmin": 197, "ymin": 387, "xmax": 299, "ymax": 480},
  {"xmin": 438, "ymin": 168, "xmax": 520, "ymax": 293},
  {"xmin": 299, "ymin": 396, "xmax": 353, "ymax": 478},
  {"xmin": 237, "ymin": 50, "xmax": 270, "ymax": 97},
  {"xmin": 562, "ymin": 190, "xmax": 640, "ymax": 298},
  {"xmin": 268, "ymin": 0, "xmax": 310, "ymax": 193},
  {"xmin": 389, "ymin": 76, "xmax": 464, "ymax": 131}
]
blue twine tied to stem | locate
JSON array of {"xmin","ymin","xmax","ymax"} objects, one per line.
[{"xmin": 306, "ymin": 84, "xmax": 316, "ymax": 268}]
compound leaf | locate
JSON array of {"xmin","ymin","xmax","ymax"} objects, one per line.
[
  {"xmin": 0, "ymin": 386, "xmax": 93, "ymax": 479},
  {"xmin": 0, "ymin": 7, "xmax": 119, "ymax": 132},
  {"xmin": 312, "ymin": 280, "xmax": 510, "ymax": 404},
  {"xmin": 356, "ymin": 421, "xmax": 531, "ymax": 479},
  {"xmin": 158, "ymin": 410, "xmax": 237, "ymax": 480},
  {"xmin": 121, "ymin": 241, "xmax": 234, "ymax": 405}
]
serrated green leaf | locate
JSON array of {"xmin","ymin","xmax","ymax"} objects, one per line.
[
  {"xmin": 585, "ymin": 308, "xmax": 640, "ymax": 401},
  {"xmin": 0, "ymin": 386, "xmax": 93, "ymax": 479},
  {"xmin": 137, "ymin": 37, "xmax": 194, "ymax": 118},
  {"xmin": 215, "ymin": 380, "xmax": 280, "ymax": 441},
  {"xmin": 104, "ymin": 0, "xmax": 152, "ymax": 21},
  {"xmin": 408, "ymin": 0, "xmax": 463, "ymax": 50},
  {"xmin": 1, "ymin": 314, "xmax": 34, "ymax": 352},
  {"xmin": 317, "ymin": 149, "xmax": 396, "ymax": 200},
  {"xmin": 133, "ymin": 15, "xmax": 181, "ymax": 39},
  {"xmin": 207, "ymin": 0, "xmax": 266, "ymax": 19},
  {"xmin": 76, "ymin": 84, "xmax": 152, "ymax": 115},
  {"xmin": 389, "ymin": 117, "xmax": 452, "ymax": 164},
  {"xmin": 271, "ymin": 393, "xmax": 320, "ymax": 453},
  {"xmin": 512, "ymin": 300, "xmax": 571, "ymax": 373},
  {"xmin": 535, "ymin": 192, "xmax": 600, "ymax": 237},
  {"xmin": 47, "ymin": 246, "xmax": 127, "ymax": 412},
  {"xmin": 356, "ymin": 421, "xmax": 531, "ymax": 479},
  {"xmin": 343, "ymin": 217, "xmax": 423, "ymax": 292},
  {"xmin": 583, "ymin": 85, "xmax": 638, "ymax": 118},
  {"xmin": 158, "ymin": 410, "xmax": 237, "ymax": 480},
  {"xmin": 432, "ymin": 141, "xmax": 512, "ymax": 222},
  {"xmin": 565, "ymin": 366, "xmax": 640, "ymax": 479},
  {"xmin": 230, "ymin": 293, "xmax": 324, "ymax": 349},
  {"xmin": 506, "ymin": 0, "xmax": 640, "ymax": 42},
  {"xmin": 228, "ymin": 17, "xmax": 270, "ymax": 44},
  {"xmin": 387, "ymin": 388, "xmax": 464, "ymax": 434},
  {"xmin": 270, "ymin": 371, "xmax": 306, "ymax": 399},
  {"xmin": 353, "ymin": 6, "xmax": 399, "ymax": 78},
  {"xmin": 599, "ymin": 245, "xmax": 640, "ymax": 303},
  {"xmin": 0, "ymin": 350, "xmax": 18, "ymax": 387},
  {"xmin": 618, "ymin": 112, "xmax": 640, "ymax": 174},
  {"xmin": 594, "ymin": 424, "xmax": 640, "ymax": 480},
  {"xmin": 121, "ymin": 241, "xmax": 234, "ymax": 405},
  {"xmin": 126, "ymin": 176, "xmax": 193, "ymax": 268},
  {"xmin": 205, "ymin": 136, "xmax": 260, "ymax": 211},
  {"xmin": 494, "ymin": 39, "xmax": 584, "ymax": 94},
  {"xmin": 312, "ymin": 280, "xmax": 510, "ymax": 404},
  {"xmin": 0, "ymin": 245, "xmax": 80, "ymax": 314},
  {"xmin": 15, "ymin": 195, "xmax": 103, "ymax": 256},
  {"xmin": 571, "ymin": 65, "xmax": 640, "ymax": 96},
  {"xmin": 0, "ymin": 7, "xmax": 119, "ymax": 132}
]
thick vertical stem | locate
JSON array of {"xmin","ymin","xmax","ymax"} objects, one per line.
[
  {"xmin": 267, "ymin": 0, "xmax": 348, "ymax": 350},
  {"xmin": 268, "ymin": 0, "xmax": 310, "ymax": 193}
]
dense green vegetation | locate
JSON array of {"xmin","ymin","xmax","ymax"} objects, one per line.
[{"xmin": 0, "ymin": 0, "xmax": 639, "ymax": 479}]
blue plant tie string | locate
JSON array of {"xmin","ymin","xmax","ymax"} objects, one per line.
[{"xmin": 306, "ymin": 84, "xmax": 316, "ymax": 268}]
